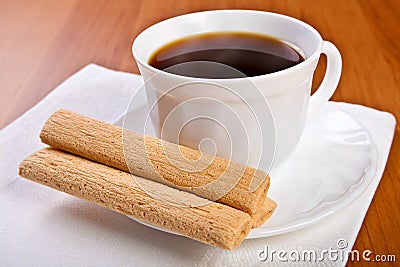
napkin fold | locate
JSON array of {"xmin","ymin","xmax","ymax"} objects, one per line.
[{"xmin": 0, "ymin": 64, "xmax": 395, "ymax": 266}]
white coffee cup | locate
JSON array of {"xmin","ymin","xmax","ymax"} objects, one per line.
[{"xmin": 132, "ymin": 10, "xmax": 341, "ymax": 171}]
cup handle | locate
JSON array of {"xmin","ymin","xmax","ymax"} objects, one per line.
[{"xmin": 309, "ymin": 41, "xmax": 342, "ymax": 112}]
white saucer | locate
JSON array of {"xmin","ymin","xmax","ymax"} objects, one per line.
[
  {"xmin": 248, "ymin": 103, "xmax": 378, "ymax": 238},
  {"xmin": 116, "ymin": 102, "xmax": 378, "ymax": 239}
]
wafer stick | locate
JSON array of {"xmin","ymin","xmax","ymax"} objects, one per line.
[
  {"xmin": 251, "ymin": 198, "xmax": 277, "ymax": 228},
  {"xmin": 40, "ymin": 110, "xmax": 271, "ymax": 215},
  {"xmin": 18, "ymin": 148, "xmax": 252, "ymax": 250}
]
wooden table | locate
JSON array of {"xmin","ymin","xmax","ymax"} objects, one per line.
[{"xmin": 1, "ymin": 0, "xmax": 398, "ymax": 265}]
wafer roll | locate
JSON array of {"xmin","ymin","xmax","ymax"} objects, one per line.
[
  {"xmin": 40, "ymin": 110, "xmax": 271, "ymax": 215},
  {"xmin": 251, "ymin": 198, "xmax": 277, "ymax": 228},
  {"xmin": 18, "ymin": 148, "xmax": 252, "ymax": 250}
]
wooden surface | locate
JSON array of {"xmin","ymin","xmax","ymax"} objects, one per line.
[{"xmin": 1, "ymin": 0, "xmax": 398, "ymax": 265}]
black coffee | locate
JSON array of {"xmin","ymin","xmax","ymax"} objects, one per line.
[{"xmin": 148, "ymin": 32, "xmax": 304, "ymax": 79}]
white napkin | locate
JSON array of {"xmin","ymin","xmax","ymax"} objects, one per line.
[{"xmin": 0, "ymin": 64, "xmax": 395, "ymax": 266}]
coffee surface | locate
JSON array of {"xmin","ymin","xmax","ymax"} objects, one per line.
[{"xmin": 148, "ymin": 32, "xmax": 304, "ymax": 78}]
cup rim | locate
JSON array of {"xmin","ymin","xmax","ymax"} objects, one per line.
[{"xmin": 132, "ymin": 9, "xmax": 323, "ymax": 81}]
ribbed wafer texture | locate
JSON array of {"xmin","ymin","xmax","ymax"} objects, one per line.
[
  {"xmin": 18, "ymin": 148, "xmax": 252, "ymax": 250},
  {"xmin": 39, "ymin": 109, "xmax": 271, "ymax": 215}
]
